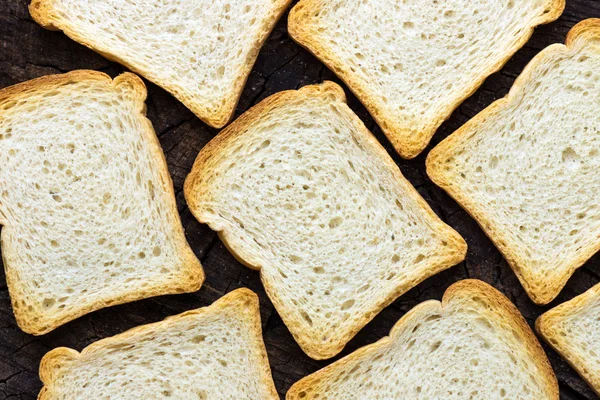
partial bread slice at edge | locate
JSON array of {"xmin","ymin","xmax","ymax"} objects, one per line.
[
  {"xmin": 426, "ymin": 19, "xmax": 600, "ymax": 305},
  {"xmin": 288, "ymin": 0, "xmax": 564, "ymax": 159},
  {"xmin": 286, "ymin": 279, "xmax": 558, "ymax": 399},
  {"xmin": 38, "ymin": 288, "xmax": 278, "ymax": 399},
  {"xmin": 0, "ymin": 71, "xmax": 204, "ymax": 335},
  {"xmin": 184, "ymin": 81, "xmax": 467, "ymax": 359},
  {"xmin": 29, "ymin": 0, "xmax": 292, "ymax": 128},
  {"xmin": 536, "ymin": 283, "xmax": 600, "ymax": 396}
]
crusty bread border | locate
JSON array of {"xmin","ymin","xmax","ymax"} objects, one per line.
[
  {"xmin": 286, "ymin": 279, "xmax": 559, "ymax": 399},
  {"xmin": 38, "ymin": 288, "xmax": 278, "ymax": 400},
  {"xmin": 427, "ymin": 19, "xmax": 600, "ymax": 305},
  {"xmin": 184, "ymin": 81, "xmax": 467, "ymax": 359},
  {"xmin": 536, "ymin": 283, "xmax": 600, "ymax": 396},
  {"xmin": 288, "ymin": 0, "xmax": 565, "ymax": 159},
  {"xmin": 0, "ymin": 70, "xmax": 204, "ymax": 335},
  {"xmin": 28, "ymin": 0, "xmax": 293, "ymax": 128}
]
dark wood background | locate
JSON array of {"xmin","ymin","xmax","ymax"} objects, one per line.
[{"xmin": 1, "ymin": 1, "xmax": 599, "ymax": 399}]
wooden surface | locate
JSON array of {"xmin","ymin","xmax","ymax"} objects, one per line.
[{"xmin": 1, "ymin": 1, "xmax": 600, "ymax": 399}]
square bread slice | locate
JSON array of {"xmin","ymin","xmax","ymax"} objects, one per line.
[
  {"xmin": 0, "ymin": 71, "xmax": 203, "ymax": 335},
  {"xmin": 537, "ymin": 283, "xmax": 600, "ymax": 396},
  {"xmin": 29, "ymin": 0, "xmax": 292, "ymax": 128},
  {"xmin": 427, "ymin": 19, "xmax": 600, "ymax": 305},
  {"xmin": 288, "ymin": 0, "xmax": 564, "ymax": 159},
  {"xmin": 184, "ymin": 81, "xmax": 466, "ymax": 359},
  {"xmin": 38, "ymin": 288, "xmax": 278, "ymax": 399},
  {"xmin": 287, "ymin": 279, "xmax": 558, "ymax": 400}
]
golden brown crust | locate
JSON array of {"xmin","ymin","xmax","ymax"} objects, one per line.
[
  {"xmin": 536, "ymin": 283, "xmax": 600, "ymax": 395},
  {"xmin": 426, "ymin": 19, "xmax": 600, "ymax": 305},
  {"xmin": 184, "ymin": 81, "xmax": 467, "ymax": 359},
  {"xmin": 28, "ymin": 0, "xmax": 293, "ymax": 128},
  {"xmin": 566, "ymin": 18, "xmax": 600, "ymax": 47},
  {"xmin": 185, "ymin": 81, "xmax": 347, "ymax": 222},
  {"xmin": 38, "ymin": 288, "xmax": 278, "ymax": 400},
  {"xmin": 0, "ymin": 70, "xmax": 204, "ymax": 335},
  {"xmin": 286, "ymin": 279, "xmax": 558, "ymax": 399},
  {"xmin": 288, "ymin": 0, "xmax": 565, "ymax": 159}
]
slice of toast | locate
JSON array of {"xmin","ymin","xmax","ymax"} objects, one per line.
[
  {"xmin": 0, "ymin": 71, "xmax": 203, "ymax": 335},
  {"xmin": 288, "ymin": 0, "xmax": 564, "ymax": 159},
  {"xmin": 287, "ymin": 279, "xmax": 558, "ymax": 399},
  {"xmin": 537, "ymin": 283, "xmax": 600, "ymax": 396},
  {"xmin": 29, "ymin": 0, "xmax": 292, "ymax": 128},
  {"xmin": 184, "ymin": 81, "xmax": 466, "ymax": 359},
  {"xmin": 38, "ymin": 288, "xmax": 278, "ymax": 399},
  {"xmin": 427, "ymin": 19, "xmax": 600, "ymax": 305}
]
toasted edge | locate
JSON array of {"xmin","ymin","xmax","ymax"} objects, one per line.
[
  {"xmin": 288, "ymin": 0, "xmax": 564, "ymax": 159},
  {"xmin": 426, "ymin": 19, "xmax": 600, "ymax": 305},
  {"xmin": 286, "ymin": 279, "xmax": 558, "ymax": 399},
  {"xmin": 536, "ymin": 283, "xmax": 600, "ymax": 396},
  {"xmin": 184, "ymin": 81, "xmax": 467, "ymax": 359},
  {"xmin": 38, "ymin": 288, "xmax": 277, "ymax": 400},
  {"xmin": 28, "ymin": 0, "xmax": 293, "ymax": 128},
  {"xmin": 0, "ymin": 70, "xmax": 204, "ymax": 335}
]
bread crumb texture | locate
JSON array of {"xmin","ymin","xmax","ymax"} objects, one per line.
[
  {"xmin": 537, "ymin": 282, "xmax": 600, "ymax": 395},
  {"xmin": 185, "ymin": 82, "xmax": 466, "ymax": 359},
  {"xmin": 38, "ymin": 288, "xmax": 278, "ymax": 399},
  {"xmin": 427, "ymin": 19, "xmax": 600, "ymax": 305},
  {"xmin": 29, "ymin": 0, "xmax": 292, "ymax": 128},
  {"xmin": 0, "ymin": 71, "xmax": 203, "ymax": 335},
  {"xmin": 289, "ymin": 0, "xmax": 564, "ymax": 158},
  {"xmin": 287, "ymin": 279, "xmax": 558, "ymax": 400}
]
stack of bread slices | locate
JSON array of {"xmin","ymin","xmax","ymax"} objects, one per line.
[{"xmin": 1, "ymin": 0, "xmax": 599, "ymax": 397}]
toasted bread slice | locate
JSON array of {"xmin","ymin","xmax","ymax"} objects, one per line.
[
  {"xmin": 184, "ymin": 81, "xmax": 466, "ymax": 359},
  {"xmin": 288, "ymin": 0, "xmax": 564, "ymax": 158},
  {"xmin": 38, "ymin": 288, "xmax": 278, "ymax": 399},
  {"xmin": 427, "ymin": 19, "xmax": 600, "ymax": 304},
  {"xmin": 287, "ymin": 279, "xmax": 558, "ymax": 399},
  {"xmin": 29, "ymin": 0, "xmax": 292, "ymax": 128},
  {"xmin": 0, "ymin": 71, "xmax": 203, "ymax": 335},
  {"xmin": 537, "ymin": 283, "xmax": 600, "ymax": 396}
]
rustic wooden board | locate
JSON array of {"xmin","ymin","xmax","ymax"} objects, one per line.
[{"xmin": 1, "ymin": 1, "xmax": 600, "ymax": 399}]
